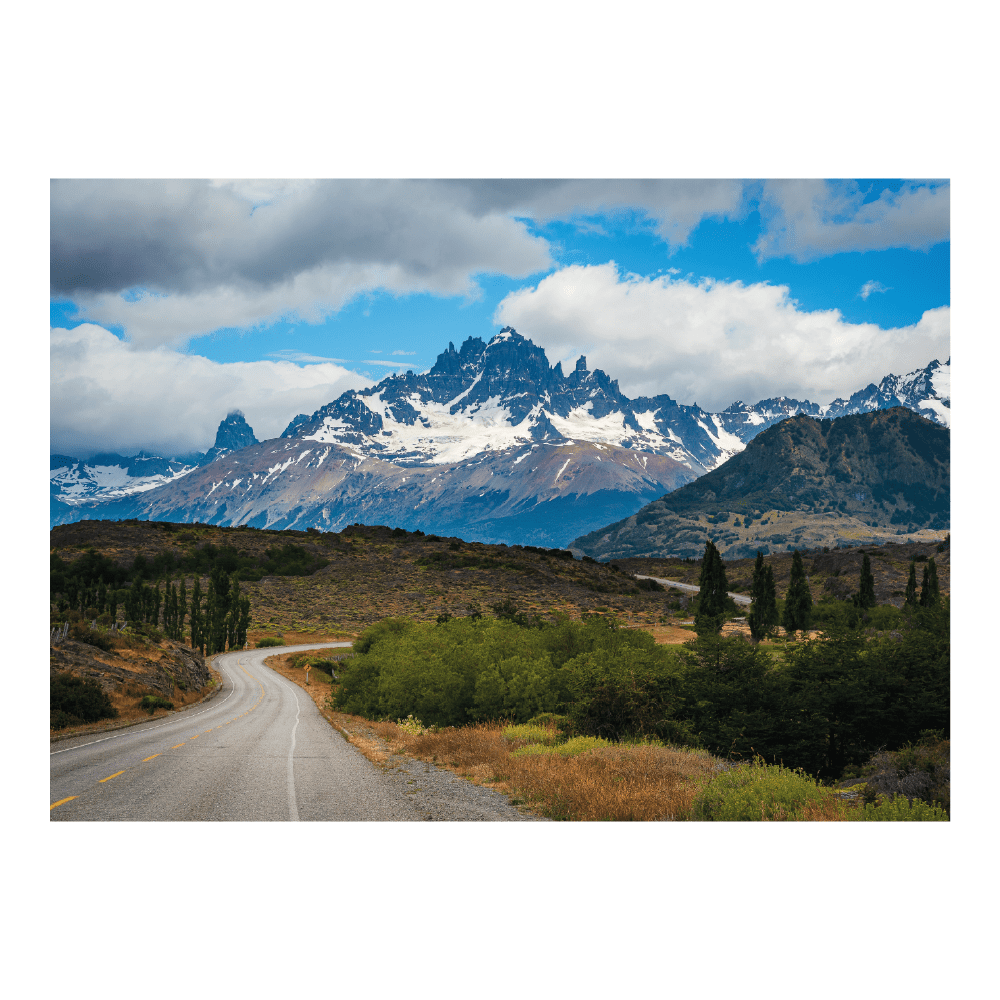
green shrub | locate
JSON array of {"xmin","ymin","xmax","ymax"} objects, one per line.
[
  {"xmin": 526, "ymin": 712, "xmax": 572, "ymax": 734},
  {"xmin": 50, "ymin": 672, "xmax": 118, "ymax": 724},
  {"xmin": 690, "ymin": 759, "xmax": 834, "ymax": 821},
  {"xmin": 68, "ymin": 621, "xmax": 113, "ymax": 652},
  {"xmin": 139, "ymin": 694, "xmax": 174, "ymax": 714},
  {"xmin": 564, "ymin": 644, "xmax": 696, "ymax": 745},
  {"xmin": 50, "ymin": 709, "xmax": 83, "ymax": 730},
  {"xmin": 848, "ymin": 794, "xmax": 948, "ymax": 821},
  {"xmin": 502, "ymin": 723, "xmax": 559, "ymax": 745},
  {"xmin": 291, "ymin": 655, "xmax": 338, "ymax": 674},
  {"xmin": 851, "ymin": 733, "xmax": 949, "ymax": 813},
  {"xmin": 256, "ymin": 636, "xmax": 284, "ymax": 648},
  {"xmin": 512, "ymin": 736, "xmax": 612, "ymax": 757}
]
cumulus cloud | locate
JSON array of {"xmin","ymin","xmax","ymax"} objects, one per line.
[
  {"xmin": 51, "ymin": 180, "xmax": 556, "ymax": 348},
  {"xmin": 49, "ymin": 180, "xmax": 753, "ymax": 348},
  {"xmin": 51, "ymin": 324, "xmax": 372, "ymax": 458},
  {"xmin": 752, "ymin": 180, "xmax": 949, "ymax": 262},
  {"xmin": 444, "ymin": 179, "xmax": 746, "ymax": 244},
  {"xmin": 51, "ymin": 179, "xmax": 949, "ymax": 351},
  {"xmin": 493, "ymin": 263, "xmax": 950, "ymax": 411},
  {"xmin": 859, "ymin": 280, "xmax": 891, "ymax": 300}
]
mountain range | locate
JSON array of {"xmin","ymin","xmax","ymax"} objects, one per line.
[
  {"xmin": 572, "ymin": 406, "xmax": 950, "ymax": 560},
  {"xmin": 51, "ymin": 411, "xmax": 259, "ymax": 510},
  {"xmin": 50, "ymin": 329, "xmax": 950, "ymax": 547}
]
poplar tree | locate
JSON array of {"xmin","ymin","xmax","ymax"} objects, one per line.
[
  {"xmin": 179, "ymin": 578, "xmax": 187, "ymax": 642},
  {"xmin": 904, "ymin": 560, "xmax": 918, "ymax": 607},
  {"xmin": 782, "ymin": 550, "xmax": 813, "ymax": 633},
  {"xmin": 920, "ymin": 557, "xmax": 940, "ymax": 607},
  {"xmin": 166, "ymin": 582, "xmax": 177, "ymax": 639},
  {"xmin": 126, "ymin": 576, "xmax": 142, "ymax": 624},
  {"xmin": 97, "ymin": 579, "xmax": 107, "ymax": 615},
  {"xmin": 857, "ymin": 553, "xmax": 876, "ymax": 610},
  {"xmin": 748, "ymin": 551, "xmax": 778, "ymax": 642},
  {"xmin": 236, "ymin": 594, "xmax": 251, "ymax": 649},
  {"xmin": 190, "ymin": 577, "xmax": 203, "ymax": 652},
  {"xmin": 153, "ymin": 582, "xmax": 162, "ymax": 628},
  {"xmin": 226, "ymin": 576, "xmax": 241, "ymax": 651},
  {"xmin": 695, "ymin": 540, "xmax": 730, "ymax": 636}
]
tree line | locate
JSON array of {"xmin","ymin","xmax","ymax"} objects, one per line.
[
  {"xmin": 333, "ymin": 599, "xmax": 948, "ymax": 780},
  {"xmin": 54, "ymin": 564, "xmax": 251, "ymax": 655},
  {"xmin": 693, "ymin": 539, "xmax": 942, "ymax": 640}
]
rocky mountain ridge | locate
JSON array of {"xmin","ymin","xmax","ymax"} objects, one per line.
[
  {"xmin": 51, "ymin": 411, "xmax": 258, "ymax": 511},
  {"xmin": 571, "ymin": 407, "xmax": 950, "ymax": 560},
  {"xmin": 50, "ymin": 329, "xmax": 950, "ymax": 547}
]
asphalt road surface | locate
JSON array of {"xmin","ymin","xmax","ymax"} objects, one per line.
[
  {"xmin": 50, "ymin": 643, "xmax": 424, "ymax": 821},
  {"xmin": 634, "ymin": 575, "xmax": 751, "ymax": 607}
]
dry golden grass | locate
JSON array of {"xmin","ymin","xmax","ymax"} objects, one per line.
[
  {"xmin": 262, "ymin": 665, "xmax": 870, "ymax": 822},
  {"xmin": 248, "ymin": 629, "xmax": 355, "ymax": 647},
  {"xmin": 263, "ymin": 658, "xmax": 724, "ymax": 819},
  {"xmin": 349, "ymin": 720, "xmax": 720, "ymax": 821}
]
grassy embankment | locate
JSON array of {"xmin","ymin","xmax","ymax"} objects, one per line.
[
  {"xmin": 268, "ymin": 636, "xmax": 949, "ymax": 822},
  {"xmin": 49, "ymin": 624, "xmax": 223, "ymax": 738}
]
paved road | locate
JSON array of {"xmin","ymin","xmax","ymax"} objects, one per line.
[
  {"xmin": 634, "ymin": 575, "xmax": 751, "ymax": 607},
  {"xmin": 50, "ymin": 643, "xmax": 423, "ymax": 821}
]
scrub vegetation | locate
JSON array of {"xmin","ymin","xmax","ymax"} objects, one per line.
[{"xmin": 331, "ymin": 599, "xmax": 948, "ymax": 781}]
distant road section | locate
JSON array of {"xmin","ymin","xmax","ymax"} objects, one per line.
[
  {"xmin": 50, "ymin": 643, "xmax": 422, "ymax": 821},
  {"xmin": 634, "ymin": 575, "xmax": 751, "ymax": 607}
]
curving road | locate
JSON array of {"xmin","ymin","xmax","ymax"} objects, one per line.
[
  {"xmin": 634, "ymin": 575, "xmax": 751, "ymax": 607},
  {"xmin": 50, "ymin": 643, "xmax": 422, "ymax": 821}
]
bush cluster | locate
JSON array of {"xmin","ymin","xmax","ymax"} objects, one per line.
[
  {"xmin": 331, "ymin": 599, "xmax": 949, "ymax": 781},
  {"xmin": 68, "ymin": 621, "xmax": 114, "ymax": 652},
  {"xmin": 139, "ymin": 694, "xmax": 174, "ymax": 715},
  {"xmin": 51, "ymin": 672, "xmax": 118, "ymax": 728}
]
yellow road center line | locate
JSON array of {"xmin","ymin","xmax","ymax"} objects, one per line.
[
  {"xmin": 172, "ymin": 743, "xmax": 186, "ymax": 749},
  {"xmin": 50, "ymin": 796, "xmax": 77, "ymax": 810},
  {"xmin": 190, "ymin": 735, "xmax": 198, "ymax": 739},
  {"xmin": 99, "ymin": 771, "xmax": 125, "ymax": 783},
  {"xmin": 142, "ymin": 753, "xmax": 161, "ymax": 761}
]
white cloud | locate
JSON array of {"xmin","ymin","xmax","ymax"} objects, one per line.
[
  {"xmin": 51, "ymin": 179, "xmax": 950, "ymax": 352},
  {"xmin": 859, "ymin": 280, "xmax": 891, "ymax": 300},
  {"xmin": 479, "ymin": 179, "xmax": 746, "ymax": 244},
  {"xmin": 493, "ymin": 263, "xmax": 950, "ymax": 411},
  {"xmin": 52, "ymin": 180, "xmax": 556, "ymax": 348},
  {"xmin": 391, "ymin": 350, "xmax": 416, "ymax": 355},
  {"xmin": 51, "ymin": 324, "xmax": 372, "ymax": 458},
  {"xmin": 48, "ymin": 180, "xmax": 752, "ymax": 350},
  {"xmin": 752, "ymin": 180, "xmax": 949, "ymax": 262}
]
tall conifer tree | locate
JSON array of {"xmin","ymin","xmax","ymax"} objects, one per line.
[
  {"xmin": 904, "ymin": 560, "xmax": 918, "ymax": 607},
  {"xmin": 190, "ymin": 577, "xmax": 203, "ymax": 652},
  {"xmin": 782, "ymin": 550, "xmax": 813, "ymax": 633},
  {"xmin": 749, "ymin": 551, "xmax": 778, "ymax": 642},
  {"xmin": 857, "ymin": 553, "xmax": 876, "ymax": 609},
  {"xmin": 695, "ymin": 540, "xmax": 730, "ymax": 636},
  {"xmin": 236, "ymin": 595, "xmax": 251, "ymax": 649},
  {"xmin": 920, "ymin": 557, "xmax": 940, "ymax": 607}
]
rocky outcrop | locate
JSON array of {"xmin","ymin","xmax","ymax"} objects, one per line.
[{"xmin": 49, "ymin": 637, "xmax": 209, "ymax": 699}]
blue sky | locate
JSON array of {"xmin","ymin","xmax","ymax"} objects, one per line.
[{"xmin": 50, "ymin": 179, "xmax": 950, "ymax": 458}]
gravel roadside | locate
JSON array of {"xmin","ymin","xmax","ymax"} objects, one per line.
[{"xmin": 264, "ymin": 650, "xmax": 549, "ymax": 821}]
